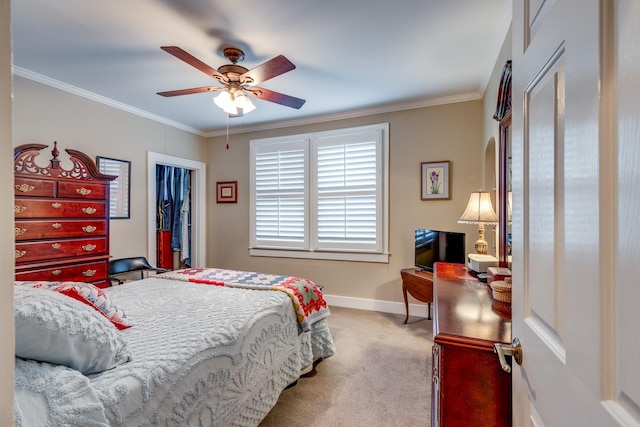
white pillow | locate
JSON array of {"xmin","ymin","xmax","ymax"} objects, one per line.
[
  {"xmin": 15, "ymin": 281, "xmax": 134, "ymax": 330},
  {"xmin": 14, "ymin": 286, "xmax": 132, "ymax": 374},
  {"xmin": 14, "ymin": 357, "xmax": 110, "ymax": 426}
]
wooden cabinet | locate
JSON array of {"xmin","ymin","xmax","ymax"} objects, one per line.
[
  {"xmin": 156, "ymin": 229, "xmax": 173, "ymax": 270},
  {"xmin": 431, "ymin": 262, "xmax": 512, "ymax": 426},
  {"xmin": 14, "ymin": 142, "xmax": 115, "ymax": 288}
]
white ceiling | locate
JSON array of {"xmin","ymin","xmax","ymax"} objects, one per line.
[{"xmin": 11, "ymin": 0, "xmax": 511, "ymax": 136}]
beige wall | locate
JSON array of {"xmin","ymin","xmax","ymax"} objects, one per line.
[
  {"xmin": 483, "ymin": 25, "xmax": 513, "ymax": 255},
  {"xmin": 12, "ymin": 76, "xmax": 208, "ymax": 259},
  {"xmin": 0, "ymin": 0, "xmax": 14, "ymax": 422},
  {"xmin": 206, "ymin": 101, "xmax": 484, "ymax": 305}
]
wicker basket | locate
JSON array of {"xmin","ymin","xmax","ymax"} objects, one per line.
[{"xmin": 490, "ymin": 278, "xmax": 512, "ymax": 303}]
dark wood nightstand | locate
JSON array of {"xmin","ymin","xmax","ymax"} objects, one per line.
[{"xmin": 400, "ymin": 268, "xmax": 434, "ymax": 323}]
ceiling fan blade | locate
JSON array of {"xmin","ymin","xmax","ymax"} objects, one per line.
[
  {"xmin": 157, "ymin": 86, "xmax": 224, "ymax": 97},
  {"xmin": 247, "ymin": 87, "xmax": 305, "ymax": 109},
  {"xmin": 161, "ymin": 46, "xmax": 228, "ymax": 83},
  {"xmin": 240, "ymin": 55, "xmax": 296, "ymax": 86}
]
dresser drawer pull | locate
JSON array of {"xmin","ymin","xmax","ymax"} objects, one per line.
[
  {"xmin": 15, "ymin": 250, "xmax": 26, "ymax": 259},
  {"xmin": 76, "ymin": 188, "xmax": 92, "ymax": 196},
  {"xmin": 82, "ymin": 225, "xmax": 97, "ymax": 233},
  {"xmin": 52, "ymin": 223, "xmax": 62, "ymax": 229},
  {"xmin": 51, "ymin": 270, "xmax": 62, "ymax": 276},
  {"xmin": 52, "ymin": 202, "xmax": 62, "ymax": 209},
  {"xmin": 51, "ymin": 243, "xmax": 61, "ymax": 249},
  {"xmin": 82, "ymin": 244, "xmax": 97, "ymax": 252},
  {"xmin": 82, "ymin": 269, "xmax": 97, "ymax": 277},
  {"xmin": 15, "ymin": 227, "xmax": 26, "ymax": 237},
  {"xmin": 82, "ymin": 207, "xmax": 97, "ymax": 215},
  {"xmin": 14, "ymin": 205, "xmax": 27, "ymax": 214},
  {"xmin": 15, "ymin": 183, "xmax": 35, "ymax": 193}
]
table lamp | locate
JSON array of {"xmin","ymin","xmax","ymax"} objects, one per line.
[{"xmin": 458, "ymin": 190, "xmax": 499, "ymax": 255}]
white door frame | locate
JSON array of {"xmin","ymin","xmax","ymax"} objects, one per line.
[{"xmin": 147, "ymin": 151, "xmax": 206, "ymax": 268}]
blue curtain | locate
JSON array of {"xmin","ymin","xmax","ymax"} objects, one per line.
[{"xmin": 156, "ymin": 165, "xmax": 191, "ymax": 267}]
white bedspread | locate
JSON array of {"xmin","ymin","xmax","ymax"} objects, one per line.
[{"xmin": 15, "ymin": 277, "xmax": 335, "ymax": 427}]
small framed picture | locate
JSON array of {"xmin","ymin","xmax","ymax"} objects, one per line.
[
  {"xmin": 421, "ymin": 161, "xmax": 450, "ymax": 200},
  {"xmin": 216, "ymin": 181, "xmax": 237, "ymax": 203}
]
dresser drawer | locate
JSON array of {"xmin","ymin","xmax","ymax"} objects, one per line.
[
  {"xmin": 15, "ymin": 260, "xmax": 107, "ymax": 282},
  {"xmin": 14, "ymin": 178, "xmax": 55, "ymax": 197},
  {"xmin": 15, "ymin": 237, "xmax": 107, "ymax": 263},
  {"xmin": 15, "ymin": 219, "xmax": 106, "ymax": 241},
  {"xmin": 58, "ymin": 181, "xmax": 107, "ymax": 200},
  {"xmin": 14, "ymin": 199, "xmax": 106, "ymax": 219}
]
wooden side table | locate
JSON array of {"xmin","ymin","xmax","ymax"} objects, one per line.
[{"xmin": 400, "ymin": 268, "xmax": 434, "ymax": 323}]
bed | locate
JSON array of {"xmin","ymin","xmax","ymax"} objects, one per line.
[{"xmin": 13, "ymin": 268, "xmax": 336, "ymax": 427}]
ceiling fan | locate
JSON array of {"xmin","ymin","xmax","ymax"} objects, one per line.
[{"xmin": 157, "ymin": 46, "xmax": 305, "ymax": 116}]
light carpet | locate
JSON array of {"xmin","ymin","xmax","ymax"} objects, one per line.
[{"xmin": 259, "ymin": 305, "xmax": 433, "ymax": 427}]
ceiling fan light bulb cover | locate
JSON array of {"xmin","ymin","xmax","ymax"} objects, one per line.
[
  {"xmin": 223, "ymin": 104, "xmax": 238, "ymax": 115},
  {"xmin": 242, "ymin": 100, "xmax": 256, "ymax": 113},
  {"xmin": 214, "ymin": 90, "xmax": 231, "ymax": 107},
  {"xmin": 235, "ymin": 94, "xmax": 256, "ymax": 113},
  {"xmin": 234, "ymin": 92, "xmax": 249, "ymax": 107},
  {"xmin": 214, "ymin": 90, "xmax": 238, "ymax": 115}
]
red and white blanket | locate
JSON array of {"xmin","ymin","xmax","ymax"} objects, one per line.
[{"xmin": 157, "ymin": 268, "xmax": 330, "ymax": 332}]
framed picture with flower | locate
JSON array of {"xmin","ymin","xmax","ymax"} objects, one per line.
[{"xmin": 421, "ymin": 161, "xmax": 450, "ymax": 200}]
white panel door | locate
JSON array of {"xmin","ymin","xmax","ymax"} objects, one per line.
[{"xmin": 511, "ymin": 0, "xmax": 640, "ymax": 425}]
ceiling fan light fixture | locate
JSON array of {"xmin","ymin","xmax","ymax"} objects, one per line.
[
  {"xmin": 214, "ymin": 90, "xmax": 238, "ymax": 115},
  {"xmin": 234, "ymin": 91, "xmax": 256, "ymax": 113},
  {"xmin": 214, "ymin": 88, "xmax": 256, "ymax": 115}
]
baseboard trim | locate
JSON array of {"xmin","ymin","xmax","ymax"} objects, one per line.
[{"xmin": 323, "ymin": 294, "xmax": 430, "ymax": 319}]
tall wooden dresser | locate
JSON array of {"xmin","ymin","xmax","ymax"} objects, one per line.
[
  {"xmin": 14, "ymin": 142, "xmax": 115, "ymax": 288},
  {"xmin": 431, "ymin": 262, "xmax": 512, "ymax": 426}
]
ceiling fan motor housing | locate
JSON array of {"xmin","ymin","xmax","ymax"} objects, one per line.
[
  {"xmin": 223, "ymin": 47, "xmax": 245, "ymax": 64},
  {"xmin": 217, "ymin": 64, "xmax": 250, "ymax": 84}
]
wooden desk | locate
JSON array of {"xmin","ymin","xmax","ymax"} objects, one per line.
[
  {"xmin": 431, "ymin": 262, "xmax": 512, "ymax": 427},
  {"xmin": 400, "ymin": 268, "xmax": 433, "ymax": 322}
]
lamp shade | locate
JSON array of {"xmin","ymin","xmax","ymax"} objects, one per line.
[
  {"xmin": 214, "ymin": 88, "xmax": 257, "ymax": 115},
  {"xmin": 214, "ymin": 90, "xmax": 237, "ymax": 115},
  {"xmin": 458, "ymin": 191, "xmax": 499, "ymax": 224}
]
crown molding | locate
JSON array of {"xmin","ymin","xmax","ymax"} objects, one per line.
[
  {"xmin": 203, "ymin": 92, "xmax": 482, "ymax": 137},
  {"xmin": 12, "ymin": 66, "xmax": 206, "ymax": 136}
]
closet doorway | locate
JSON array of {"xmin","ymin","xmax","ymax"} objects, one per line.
[
  {"xmin": 147, "ymin": 152, "xmax": 206, "ymax": 269},
  {"xmin": 156, "ymin": 164, "xmax": 190, "ymax": 269}
]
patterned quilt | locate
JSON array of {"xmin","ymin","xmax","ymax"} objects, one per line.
[
  {"xmin": 157, "ymin": 268, "xmax": 330, "ymax": 332},
  {"xmin": 14, "ymin": 276, "xmax": 336, "ymax": 427}
]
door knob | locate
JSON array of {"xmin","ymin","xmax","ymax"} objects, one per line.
[{"xmin": 493, "ymin": 337, "xmax": 523, "ymax": 373}]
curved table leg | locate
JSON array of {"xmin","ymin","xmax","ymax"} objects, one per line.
[{"xmin": 403, "ymin": 284, "xmax": 409, "ymax": 324}]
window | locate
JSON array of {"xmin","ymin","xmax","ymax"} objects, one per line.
[
  {"xmin": 96, "ymin": 156, "xmax": 131, "ymax": 219},
  {"xmin": 250, "ymin": 123, "xmax": 389, "ymax": 262}
]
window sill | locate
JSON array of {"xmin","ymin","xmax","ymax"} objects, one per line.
[{"xmin": 249, "ymin": 248, "xmax": 389, "ymax": 263}]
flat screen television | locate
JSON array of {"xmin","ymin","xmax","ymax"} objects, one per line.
[{"xmin": 414, "ymin": 229, "xmax": 466, "ymax": 272}]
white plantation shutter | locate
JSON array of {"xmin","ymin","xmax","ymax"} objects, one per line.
[
  {"xmin": 314, "ymin": 135, "xmax": 380, "ymax": 251},
  {"xmin": 252, "ymin": 140, "xmax": 308, "ymax": 249},
  {"xmin": 250, "ymin": 123, "xmax": 388, "ymax": 262}
]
